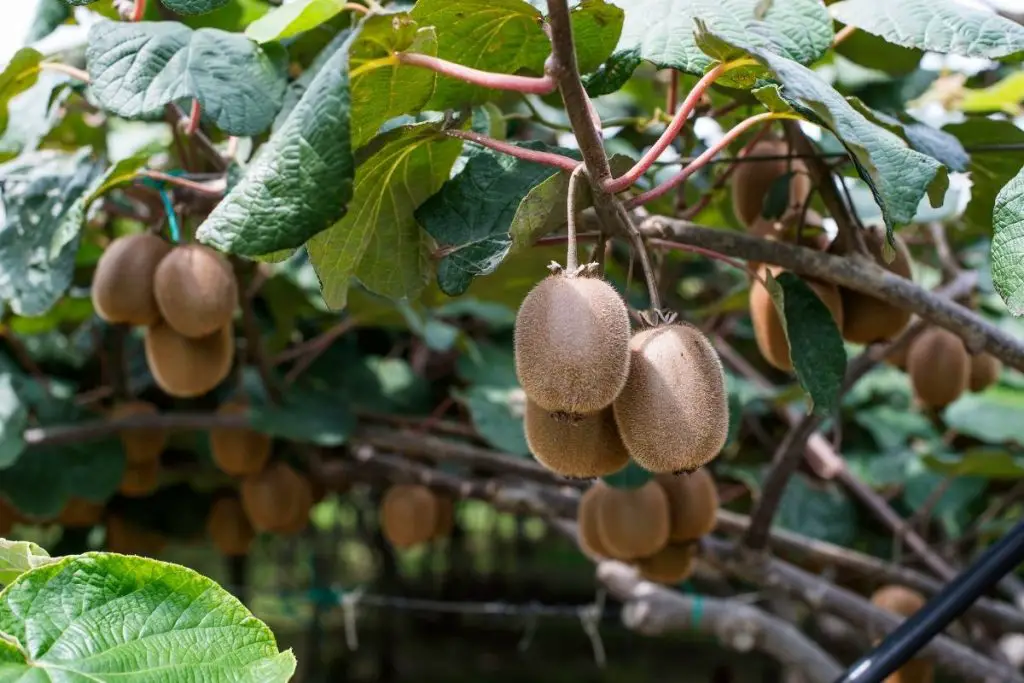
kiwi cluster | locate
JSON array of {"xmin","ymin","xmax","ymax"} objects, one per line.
[
  {"xmin": 379, "ymin": 484, "xmax": 456, "ymax": 550},
  {"xmin": 902, "ymin": 326, "xmax": 1000, "ymax": 410},
  {"xmin": 870, "ymin": 585, "xmax": 934, "ymax": 683},
  {"xmin": 515, "ymin": 267, "xmax": 729, "ymax": 477},
  {"xmin": 576, "ymin": 468, "xmax": 718, "ymax": 585},
  {"xmin": 92, "ymin": 235, "xmax": 238, "ymax": 399}
]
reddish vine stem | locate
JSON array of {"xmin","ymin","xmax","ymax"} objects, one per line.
[
  {"xmin": 39, "ymin": 62, "xmax": 90, "ymax": 83},
  {"xmin": 131, "ymin": 0, "xmax": 146, "ymax": 21},
  {"xmin": 342, "ymin": 2, "xmax": 369, "ymax": 13},
  {"xmin": 136, "ymin": 170, "xmax": 225, "ymax": 197},
  {"xmin": 184, "ymin": 99, "xmax": 201, "ymax": 136},
  {"xmin": 444, "ymin": 130, "xmax": 579, "ymax": 172},
  {"xmin": 647, "ymin": 237, "xmax": 769, "ymax": 289},
  {"xmin": 396, "ymin": 53, "xmax": 557, "ymax": 94},
  {"xmin": 678, "ymin": 121, "xmax": 774, "ymax": 220}
]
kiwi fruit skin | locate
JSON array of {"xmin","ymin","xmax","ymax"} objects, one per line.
[
  {"xmin": 153, "ymin": 244, "xmax": 238, "ymax": 339},
  {"xmin": 636, "ymin": 543, "xmax": 697, "ymax": 585},
  {"xmin": 210, "ymin": 401, "xmax": 272, "ymax": 477},
  {"xmin": 380, "ymin": 484, "xmax": 439, "ymax": 549},
  {"xmin": 969, "ymin": 353, "xmax": 1002, "ymax": 393},
  {"xmin": 524, "ymin": 400, "xmax": 630, "ymax": 478},
  {"xmin": 731, "ymin": 139, "xmax": 811, "ymax": 229},
  {"xmin": 514, "ymin": 273, "xmax": 631, "ymax": 416},
  {"xmin": 432, "ymin": 494, "xmax": 455, "ymax": 540},
  {"xmin": 577, "ymin": 482, "xmax": 612, "ymax": 558},
  {"xmin": 595, "ymin": 480, "xmax": 671, "ymax": 561},
  {"xmin": 871, "ymin": 586, "xmax": 933, "ymax": 683},
  {"xmin": 749, "ymin": 266, "xmax": 844, "ymax": 372},
  {"xmin": 58, "ymin": 498, "xmax": 105, "ymax": 527},
  {"xmin": 906, "ymin": 327, "xmax": 969, "ymax": 409},
  {"xmin": 240, "ymin": 462, "xmax": 304, "ymax": 533},
  {"xmin": 92, "ymin": 233, "xmax": 172, "ymax": 326},
  {"xmin": 276, "ymin": 474, "xmax": 314, "ymax": 535},
  {"xmin": 656, "ymin": 468, "xmax": 719, "ymax": 542},
  {"xmin": 207, "ymin": 496, "xmax": 255, "ymax": 556},
  {"xmin": 105, "ymin": 515, "xmax": 167, "ymax": 556},
  {"xmin": 119, "ymin": 460, "xmax": 160, "ymax": 497},
  {"xmin": 838, "ymin": 228, "xmax": 914, "ymax": 344},
  {"xmin": 613, "ymin": 323, "xmax": 729, "ymax": 474},
  {"xmin": 144, "ymin": 321, "xmax": 234, "ymax": 398},
  {"xmin": 109, "ymin": 400, "xmax": 167, "ymax": 466}
]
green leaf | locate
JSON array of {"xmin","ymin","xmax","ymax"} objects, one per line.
[
  {"xmin": 251, "ymin": 385, "xmax": 355, "ymax": 446},
  {"xmin": 416, "ymin": 141, "xmax": 574, "ymax": 296},
  {"xmin": 161, "ymin": 0, "xmax": 230, "ymax": 15},
  {"xmin": 946, "ymin": 118, "xmax": 1024, "ymax": 233},
  {"xmin": 0, "ymin": 540, "xmax": 52, "ymax": 587},
  {"xmin": 962, "ymin": 70, "xmax": 1024, "ymax": 115},
  {"xmin": 0, "ymin": 49, "xmax": 43, "ymax": 138},
  {"xmin": 0, "ymin": 376, "xmax": 27, "ymax": 470},
  {"xmin": 0, "ymin": 149, "xmax": 105, "ymax": 316},
  {"xmin": 925, "ymin": 449, "xmax": 1024, "ymax": 479},
  {"xmin": 308, "ymin": 122, "xmax": 462, "ymax": 309},
  {"xmin": 410, "ymin": 0, "xmax": 549, "ymax": 109},
  {"xmin": 85, "ymin": 21, "xmax": 287, "ymax": 136},
  {"xmin": 944, "ymin": 386, "xmax": 1024, "ymax": 444},
  {"xmin": 833, "ymin": 27, "xmax": 921, "ymax": 76},
  {"xmin": 776, "ymin": 474, "xmax": 856, "ymax": 546},
  {"xmin": 196, "ymin": 29, "xmax": 356, "ymax": 256},
  {"xmin": 992, "ymin": 164, "xmax": 1024, "ymax": 316},
  {"xmin": 582, "ymin": 47, "xmax": 642, "ymax": 97},
  {"xmin": 456, "ymin": 386, "xmax": 529, "ymax": 455},
  {"xmin": 27, "ymin": 0, "xmax": 72, "ymax": 43},
  {"xmin": 602, "ymin": 460, "xmax": 654, "ymax": 490},
  {"xmin": 831, "ymin": 0, "xmax": 1024, "ymax": 60},
  {"xmin": 0, "ymin": 553, "xmax": 296, "ymax": 681},
  {"xmin": 273, "ymin": 28, "xmax": 351, "ymax": 131},
  {"xmin": 456, "ymin": 341, "xmax": 518, "ymax": 387},
  {"xmin": 766, "ymin": 272, "xmax": 846, "ymax": 415},
  {"xmin": 245, "ymin": 0, "xmax": 348, "ymax": 42},
  {"xmin": 615, "ymin": 0, "xmax": 832, "ymax": 75},
  {"xmin": 848, "ymin": 102, "xmax": 969, "ymax": 173},
  {"xmin": 569, "ymin": 0, "xmax": 625, "ymax": 73}
]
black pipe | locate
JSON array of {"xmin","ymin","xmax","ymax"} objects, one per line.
[{"xmin": 834, "ymin": 517, "xmax": 1024, "ymax": 683}]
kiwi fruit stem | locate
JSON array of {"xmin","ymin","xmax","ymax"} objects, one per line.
[
  {"xmin": 613, "ymin": 200, "xmax": 662, "ymax": 312},
  {"xmin": 565, "ymin": 164, "xmax": 586, "ymax": 272}
]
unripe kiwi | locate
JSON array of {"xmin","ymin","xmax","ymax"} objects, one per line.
[
  {"xmin": 432, "ymin": 494, "xmax": 455, "ymax": 540},
  {"xmin": 906, "ymin": 327, "xmax": 969, "ymax": 409},
  {"xmin": 969, "ymin": 353, "xmax": 1002, "ymax": 392},
  {"xmin": 91, "ymin": 233, "xmax": 172, "ymax": 325},
  {"xmin": 105, "ymin": 515, "xmax": 167, "ymax": 556},
  {"xmin": 595, "ymin": 480, "xmax": 671, "ymax": 560},
  {"xmin": 839, "ymin": 228, "xmax": 914, "ymax": 344},
  {"xmin": 613, "ymin": 323, "xmax": 729, "ymax": 474},
  {"xmin": 153, "ymin": 244, "xmax": 238, "ymax": 339},
  {"xmin": 577, "ymin": 482, "xmax": 612, "ymax": 558},
  {"xmin": 207, "ymin": 496, "xmax": 254, "ymax": 556},
  {"xmin": 57, "ymin": 497, "xmax": 104, "ymax": 528},
  {"xmin": 731, "ymin": 139, "xmax": 811, "ymax": 229},
  {"xmin": 109, "ymin": 400, "xmax": 166, "ymax": 466},
  {"xmin": 524, "ymin": 400, "xmax": 629, "ymax": 478},
  {"xmin": 749, "ymin": 266, "xmax": 844, "ymax": 372},
  {"xmin": 210, "ymin": 401, "xmax": 272, "ymax": 477},
  {"xmin": 380, "ymin": 484, "xmax": 439, "ymax": 549},
  {"xmin": 119, "ymin": 460, "xmax": 160, "ymax": 497},
  {"xmin": 144, "ymin": 321, "xmax": 234, "ymax": 398},
  {"xmin": 656, "ymin": 468, "xmax": 719, "ymax": 542},
  {"xmin": 514, "ymin": 272, "xmax": 631, "ymax": 416},
  {"xmin": 871, "ymin": 586, "xmax": 933, "ymax": 683},
  {"xmin": 636, "ymin": 543, "xmax": 697, "ymax": 585},
  {"xmin": 240, "ymin": 462, "xmax": 305, "ymax": 533},
  {"xmin": 277, "ymin": 474, "xmax": 314, "ymax": 536}
]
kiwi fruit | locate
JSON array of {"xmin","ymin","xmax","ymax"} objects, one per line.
[
  {"xmin": 524, "ymin": 400, "xmax": 630, "ymax": 478},
  {"xmin": 656, "ymin": 468, "xmax": 719, "ymax": 542},
  {"xmin": 119, "ymin": 460, "xmax": 160, "ymax": 497},
  {"xmin": 838, "ymin": 227, "xmax": 914, "ymax": 344},
  {"xmin": 595, "ymin": 480, "xmax": 671, "ymax": 561},
  {"xmin": 514, "ymin": 272, "xmax": 631, "ymax": 416},
  {"xmin": 92, "ymin": 233, "xmax": 172, "ymax": 326},
  {"xmin": 277, "ymin": 474, "xmax": 314, "ymax": 535},
  {"xmin": 380, "ymin": 484, "xmax": 439, "ymax": 549},
  {"xmin": 969, "ymin": 352, "xmax": 1002, "ymax": 392},
  {"xmin": 210, "ymin": 401, "xmax": 272, "ymax": 477},
  {"xmin": 885, "ymin": 342, "xmax": 911, "ymax": 370},
  {"xmin": 105, "ymin": 515, "xmax": 167, "ymax": 556},
  {"xmin": 731, "ymin": 138, "xmax": 811, "ymax": 229},
  {"xmin": 144, "ymin": 321, "xmax": 234, "ymax": 398},
  {"xmin": 240, "ymin": 462, "xmax": 306, "ymax": 533},
  {"xmin": 636, "ymin": 543, "xmax": 697, "ymax": 585},
  {"xmin": 613, "ymin": 323, "xmax": 729, "ymax": 474},
  {"xmin": 153, "ymin": 244, "xmax": 238, "ymax": 339},
  {"xmin": 871, "ymin": 586, "xmax": 934, "ymax": 683},
  {"xmin": 577, "ymin": 482, "xmax": 611, "ymax": 558},
  {"xmin": 432, "ymin": 494, "xmax": 455, "ymax": 540},
  {"xmin": 207, "ymin": 496, "xmax": 254, "ymax": 556},
  {"xmin": 57, "ymin": 498, "xmax": 104, "ymax": 528},
  {"xmin": 749, "ymin": 265, "xmax": 844, "ymax": 372},
  {"xmin": 109, "ymin": 400, "xmax": 166, "ymax": 466},
  {"xmin": 906, "ymin": 327, "xmax": 969, "ymax": 409}
]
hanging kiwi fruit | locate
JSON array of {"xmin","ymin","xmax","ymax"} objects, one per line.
[
  {"xmin": 871, "ymin": 585, "xmax": 934, "ymax": 683},
  {"xmin": 276, "ymin": 473, "xmax": 314, "ymax": 535},
  {"xmin": 730, "ymin": 138, "xmax": 811, "ymax": 230},
  {"xmin": 968, "ymin": 352, "xmax": 1002, "ymax": 392},
  {"xmin": 524, "ymin": 400, "xmax": 629, "ymax": 478},
  {"xmin": 576, "ymin": 481, "xmax": 612, "ymax": 558},
  {"xmin": 210, "ymin": 400, "xmax": 272, "ymax": 477},
  {"xmin": 240, "ymin": 462, "xmax": 306, "ymax": 533},
  {"xmin": 92, "ymin": 233, "xmax": 172, "ymax": 326},
  {"xmin": 153, "ymin": 244, "xmax": 239, "ymax": 339},
  {"xmin": 118, "ymin": 459, "xmax": 161, "ymax": 498},
  {"xmin": 379, "ymin": 483, "xmax": 439, "ymax": 549},
  {"xmin": 906, "ymin": 327, "xmax": 970, "ymax": 409},
  {"xmin": 207, "ymin": 496, "xmax": 254, "ymax": 556},
  {"xmin": 432, "ymin": 494, "xmax": 455, "ymax": 540},
  {"xmin": 109, "ymin": 400, "xmax": 167, "ymax": 466},
  {"xmin": 105, "ymin": 515, "xmax": 168, "ymax": 556},
  {"xmin": 595, "ymin": 479, "xmax": 671, "ymax": 560},
  {"xmin": 656, "ymin": 468, "xmax": 719, "ymax": 542},
  {"xmin": 635, "ymin": 543, "xmax": 697, "ymax": 585},
  {"xmin": 144, "ymin": 321, "xmax": 234, "ymax": 398},
  {"xmin": 57, "ymin": 497, "xmax": 105, "ymax": 528},
  {"xmin": 836, "ymin": 227, "xmax": 914, "ymax": 344}
]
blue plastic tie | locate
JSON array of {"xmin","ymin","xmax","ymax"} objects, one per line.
[{"xmin": 157, "ymin": 188, "xmax": 180, "ymax": 243}]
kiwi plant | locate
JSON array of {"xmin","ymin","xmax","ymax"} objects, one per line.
[
  {"xmin": 240, "ymin": 462, "xmax": 308, "ymax": 533},
  {"xmin": 380, "ymin": 483, "xmax": 442, "ymax": 549},
  {"xmin": 870, "ymin": 586, "xmax": 934, "ymax": 683},
  {"xmin": 109, "ymin": 400, "xmax": 167, "ymax": 466},
  {"xmin": 656, "ymin": 468, "xmax": 719, "ymax": 542},
  {"xmin": 144, "ymin": 321, "xmax": 235, "ymax": 398},
  {"xmin": 153, "ymin": 244, "xmax": 239, "ymax": 339},
  {"xmin": 595, "ymin": 480, "xmax": 671, "ymax": 560},
  {"xmin": 207, "ymin": 496, "xmax": 255, "ymax": 556},
  {"xmin": 906, "ymin": 326, "xmax": 970, "ymax": 409},
  {"xmin": 835, "ymin": 227, "xmax": 914, "ymax": 344},
  {"xmin": 969, "ymin": 353, "xmax": 1002, "ymax": 392},
  {"xmin": 91, "ymin": 233, "xmax": 172, "ymax": 326},
  {"xmin": 524, "ymin": 400, "xmax": 629, "ymax": 478},
  {"xmin": 210, "ymin": 400, "xmax": 272, "ymax": 477},
  {"xmin": 576, "ymin": 482, "xmax": 613, "ymax": 558},
  {"xmin": 635, "ymin": 543, "xmax": 697, "ymax": 585}
]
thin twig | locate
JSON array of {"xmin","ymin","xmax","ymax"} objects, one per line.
[
  {"xmin": 396, "ymin": 52, "xmax": 556, "ymax": 94},
  {"xmin": 444, "ymin": 130, "xmax": 580, "ymax": 172}
]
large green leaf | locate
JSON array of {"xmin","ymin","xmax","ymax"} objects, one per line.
[
  {"xmin": 196, "ymin": 29, "xmax": 357, "ymax": 256},
  {"xmin": 86, "ymin": 21, "xmax": 287, "ymax": 136},
  {"xmin": 776, "ymin": 474, "xmax": 857, "ymax": 546},
  {"xmin": 946, "ymin": 118, "xmax": 1024, "ymax": 233},
  {"xmin": 962, "ymin": 71, "xmax": 1024, "ymax": 115},
  {"xmin": 0, "ymin": 149, "xmax": 104, "ymax": 316},
  {"xmin": 582, "ymin": 47, "xmax": 642, "ymax": 97},
  {"xmin": 993, "ymin": 165, "xmax": 1024, "ymax": 315},
  {"xmin": 456, "ymin": 386, "xmax": 529, "ymax": 456},
  {"xmin": 0, "ymin": 70, "xmax": 75, "ymax": 163},
  {"xmin": 925, "ymin": 449, "xmax": 1024, "ymax": 479},
  {"xmin": 0, "ymin": 540, "xmax": 52, "ymax": 587},
  {"xmin": 833, "ymin": 27, "xmax": 921, "ymax": 76},
  {"xmin": 831, "ymin": 0, "xmax": 1024, "ymax": 60},
  {"xmin": 0, "ymin": 49, "xmax": 43, "ymax": 138},
  {"xmin": 615, "ymin": 0, "xmax": 832, "ymax": 75},
  {"xmin": 27, "ymin": 0, "xmax": 72, "ymax": 43},
  {"xmin": 849, "ymin": 102, "xmax": 969, "ymax": 173},
  {"xmin": 566, "ymin": 0, "xmax": 624, "ymax": 73},
  {"xmin": 308, "ymin": 122, "xmax": 462, "ymax": 309},
  {"xmin": 0, "ymin": 376, "xmax": 27, "ymax": 470},
  {"xmin": 245, "ymin": 0, "xmax": 349, "ymax": 42},
  {"xmin": 250, "ymin": 385, "xmax": 356, "ymax": 446},
  {"xmin": 273, "ymin": 28, "xmax": 351, "ymax": 131},
  {"xmin": 0, "ymin": 553, "xmax": 295, "ymax": 681},
  {"xmin": 161, "ymin": 0, "xmax": 230, "ymax": 14},
  {"xmin": 945, "ymin": 387, "xmax": 1024, "ymax": 444}
]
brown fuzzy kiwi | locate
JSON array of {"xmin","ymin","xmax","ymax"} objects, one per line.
[
  {"xmin": 906, "ymin": 327, "xmax": 969, "ymax": 409},
  {"xmin": 731, "ymin": 139, "xmax": 811, "ymax": 229},
  {"xmin": 105, "ymin": 515, "xmax": 167, "ymax": 556},
  {"xmin": 636, "ymin": 543, "xmax": 697, "ymax": 585},
  {"xmin": 57, "ymin": 498, "xmax": 104, "ymax": 528},
  {"xmin": 153, "ymin": 244, "xmax": 238, "ymax": 339},
  {"xmin": 613, "ymin": 323, "xmax": 729, "ymax": 474},
  {"xmin": 207, "ymin": 496, "xmax": 255, "ymax": 556},
  {"xmin": 871, "ymin": 586, "xmax": 934, "ymax": 683},
  {"xmin": 277, "ymin": 474, "xmax": 314, "ymax": 535},
  {"xmin": 144, "ymin": 321, "xmax": 234, "ymax": 398},
  {"xmin": 749, "ymin": 265, "xmax": 844, "ymax": 372},
  {"xmin": 240, "ymin": 462, "xmax": 306, "ymax": 532},
  {"xmin": 595, "ymin": 480, "xmax": 671, "ymax": 560},
  {"xmin": 92, "ymin": 233, "xmax": 172, "ymax": 326},
  {"xmin": 969, "ymin": 353, "xmax": 1002, "ymax": 392},
  {"xmin": 109, "ymin": 400, "xmax": 167, "ymax": 466},
  {"xmin": 380, "ymin": 484, "xmax": 439, "ymax": 549},
  {"xmin": 524, "ymin": 400, "xmax": 630, "ymax": 478},
  {"xmin": 514, "ymin": 272, "xmax": 631, "ymax": 416},
  {"xmin": 432, "ymin": 494, "xmax": 455, "ymax": 540},
  {"xmin": 885, "ymin": 342, "xmax": 911, "ymax": 370},
  {"xmin": 577, "ymin": 482, "xmax": 612, "ymax": 558},
  {"xmin": 210, "ymin": 401, "xmax": 272, "ymax": 477},
  {"xmin": 119, "ymin": 460, "xmax": 160, "ymax": 497},
  {"xmin": 656, "ymin": 468, "xmax": 719, "ymax": 542},
  {"xmin": 838, "ymin": 227, "xmax": 914, "ymax": 344}
]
